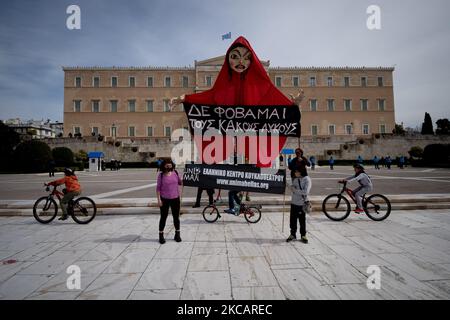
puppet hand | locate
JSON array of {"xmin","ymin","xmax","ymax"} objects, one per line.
[
  {"xmin": 289, "ymin": 89, "xmax": 305, "ymax": 105},
  {"xmin": 169, "ymin": 94, "xmax": 185, "ymax": 109}
]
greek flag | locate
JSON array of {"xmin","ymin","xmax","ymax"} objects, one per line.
[{"xmin": 221, "ymin": 32, "xmax": 231, "ymax": 40}]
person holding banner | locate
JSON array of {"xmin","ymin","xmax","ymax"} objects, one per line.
[
  {"xmin": 286, "ymin": 168, "xmax": 311, "ymax": 243},
  {"xmin": 288, "ymin": 148, "xmax": 310, "ymax": 180},
  {"xmin": 156, "ymin": 159, "xmax": 183, "ymax": 244},
  {"xmin": 224, "ymin": 190, "xmax": 242, "ymax": 215}
]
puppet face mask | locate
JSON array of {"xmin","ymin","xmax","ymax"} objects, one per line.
[{"xmin": 228, "ymin": 46, "xmax": 252, "ymax": 73}]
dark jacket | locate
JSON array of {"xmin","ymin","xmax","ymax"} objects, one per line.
[{"xmin": 288, "ymin": 156, "xmax": 310, "ymax": 178}]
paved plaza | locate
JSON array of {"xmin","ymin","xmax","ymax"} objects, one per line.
[{"xmin": 1, "ymin": 209, "xmax": 450, "ymax": 300}]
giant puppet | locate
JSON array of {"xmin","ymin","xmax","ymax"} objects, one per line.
[{"xmin": 171, "ymin": 36, "xmax": 304, "ymax": 168}]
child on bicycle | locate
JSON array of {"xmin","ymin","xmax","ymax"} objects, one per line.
[
  {"xmin": 287, "ymin": 168, "xmax": 311, "ymax": 243},
  {"xmin": 339, "ymin": 163, "xmax": 373, "ymax": 213},
  {"xmin": 47, "ymin": 168, "xmax": 81, "ymax": 220}
]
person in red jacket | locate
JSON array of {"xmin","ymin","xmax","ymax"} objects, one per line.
[
  {"xmin": 47, "ymin": 168, "xmax": 81, "ymax": 220},
  {"xmin": 170, "ymin": 36, "xmax": 304, "ymax": 167}
]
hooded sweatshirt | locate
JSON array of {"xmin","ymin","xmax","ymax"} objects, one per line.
[{"xmin": 185, "ymin": 36, "xmax": 297, "ymax": 167}]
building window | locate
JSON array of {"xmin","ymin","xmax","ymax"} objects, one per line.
[
  {"xmin": 205, "ymin": 76, "xmax": 212, "ymax": 87},
  {"xmin": 344, "ymin": 99, "xmax": 352, "ymax": 111},
  {"xmin": 74, "ymin": 100, "xmax": 81, "ymax": 112},
  {"xmin": 92, "ymin": 100, "xmax": 100, "ymax": 112},
  {"xmin": 345, "ymin": 124, "xmax": 353, "ymax": 134},
  {"xmin": 165, "ymin": 76, "xmax": 171, "ymax": 87},
  {"xmin": 129, "ymin": 76, "xmax": 135, "ymax": 87},
  {"xmin": 328, "ymin": 125, "xmax": 336, "ymax": 135},
  {"xmin": 378, "ymin": 76, "xmax": 384, "ymax": 87},
  {"xmin": 147, "ymin": 100, "xmax": 154, "ymax": 112},
  {"xmin": 93, "ymin": 77, "xmax": 100, "ymax": 88},
  {"xmin": 362, "ymin": 124, "xmax": 370, "ymax": 135},
  {"xmin": 361, "ymin": 99, "xmax": 368, "ymax": 111},
  {"xmin": 378, "ymin": 99, "xmax": 385, "ymax": 111},
  {"xmin": 111, "ymin": 126, "xmax": 117, "ymax": 137},
  {"xmin": 147, "ymin": 77, "xmax": 153, "ymax": 87},
  {"xmin": 74, "ymin": 127, "xmax": 81, "ymax": 135},
  {"xmin": 361, "ymin": 77, "xmax": 367, "ymax": 87},
  {"xmin": 164, "ymin": 126, "xmax": 171, "ymax": 137},
  {"xmin": 92, "ymin": 127, "xmax": 99, "ymax": 135},
  {"xmin": 380, "ymin": 124, "xmax": 386, "ymax": 134},
  {"xmin": 310, "ymin": 99, "xmax": 317, "ymax": 112},
  {"xmin": 311, "ymin": 125, "xmax": 318, "ymax": 136},
  {"xmin": 163, "ymin": 100, "xmax": 170, "ymax": 112},
  {"xmin": 309, "ymin": 76, "xmax": 316, "ymax": 87},
  {"xmin": 110, "ymin": 100, "xmax": 118, "ymax": 112},
  {"xmin": 128, "ymin": 100, "xmax": 136, "ymax": 112},
  {"xmin": 183, "ymin": 76, "xmax": 189, "ymax": 88},
  {"xmin": 293, "ymin": 76, "xmax": 299, "ymax": 87},
  {"xmin": 327, "ymin": 76, "xmax": 333, "ymax": 87},
  {"xmin": 111, "ymin": 76, "xmax": 117, "ymax": 87},
  {"xmin": 344, "ymin": 76, "xmax": 350, "ymax": 87},
  {"xmin": 147, "ymin": 126, "xmax": 153, "ymax": 137},
  {"xmin": 128, "ymin": 126, "xmax": 135, "ymax": 137},
  {"xmin": 327, "ymin": 99, "xmax": 335, "ymax": 111},
  {"xmin": 275, "ymin": 76, "xmax": 282, "ymax": 87},
  {"xmin": 75, "ymin": 77, "xmax": 81, "ymax": 88}
]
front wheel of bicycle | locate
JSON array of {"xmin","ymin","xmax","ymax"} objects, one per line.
[
  {"xmin": 322, "ymin": 194, "xmax": 351, "ymax": 221},
  {"xmin": 243, "ymin": 206, "xmax": 262, "ymax": 223},
  {"xmin": 202, "ymin": 205, "xmax": 219, "ymax": 223},
  {"xmin": 71, "ymin": 197, "xmax": 97, "ymax": 224},
  {"xmin": 364, "ymin": 194, "xmax": 391, "ymax": 221},
  {"xmin": 33, "ymin": 197, "xmax": 58, "ymax": 224}
]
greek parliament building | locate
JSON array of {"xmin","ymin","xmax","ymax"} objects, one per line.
[{"xmin": 63, "ymin": 56, "xmax": 395, "ymax": 139}]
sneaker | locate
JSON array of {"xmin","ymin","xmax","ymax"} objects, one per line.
[
  {"xmin": 58, "ymin": 215, "xmax": 68, "ymax": 221},
  {"xmin": 301, "ymin": 235, "xmax": 308, "ymax": 244},
  {"xmin": 159, "ymin": 233, "xmax": 166, "ymax": 244},
  {"xmin": 246, "ymin": 196, "xmax": 251, "ymax": 202},
  {"xmin": 354, "ymin": 207, "xmax": 364, "ymax": 213},
  {"xmin": 224, "ymin": 208, "xmax": 236, "ymax": 215},
  {"xmin": 286, "ymin": 234, "xmax": 296, "ymax": 242},
  {"xmin": 192, "ymin": 204, "xmax": 200, "ymax": 208}
]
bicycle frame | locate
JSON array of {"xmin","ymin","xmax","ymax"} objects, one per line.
[{"xmin": 339, "ymin": 181, "xmax": 366, "ymax": 205}]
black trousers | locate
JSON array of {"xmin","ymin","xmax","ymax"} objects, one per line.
[
  {"xmin": 290, "ymin": 204, "xmax": 306, "ymax": 237},
  {"xmin": 195, "ymin": 188, "xmax": 214, "ymax": 206},
  {"xmin": 159, "ymin": 197, "xmax": 180, "ymax": 232}
]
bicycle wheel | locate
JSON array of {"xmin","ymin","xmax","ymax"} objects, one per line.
[
  {"xmin": 202, "ymin": 205, "xmax": 220, "ymax": 223},
  {"xmin": 71, "ymin": 197, "xmax": 97, "ymax": 224},
  {"xmin": 364, "ymin": 194, "xmax": 391, "ymax": 221},
  {"xmin": 243, "ymin": 205, "xmax": 262, "ymax": 223},
  {"xmin": 322, "ymin": 194, "xmax": 351, "ymax": 221},
  {"xmin": 33, "ymin": 197, "xmax": 58, "ymax": 224}
]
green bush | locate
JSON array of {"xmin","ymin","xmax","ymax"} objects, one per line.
[
  {"xmin": 52, "ymin": 147, "xmax": 74, "ymax": 167},
  {"xmin": 13, "ymin": 140, "xmax": 52, "ymax": 173},
  {"xmin": 408, "ymin": 146, "xmax": 423, "ymax": 158}
]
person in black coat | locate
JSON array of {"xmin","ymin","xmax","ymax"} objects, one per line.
[{"xmin": 288, "ymin": 148, "xmax": 310, "ymax": 180}]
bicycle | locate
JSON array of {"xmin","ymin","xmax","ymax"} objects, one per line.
[
  {"xmin": 201, "ymin": 189, "xmax": 262, "ymax": 223},
  {"xmin": 322, "ymin": 181, "xmax": 391, "ymax": 221},
  {"xmin": 33, "ymin": 184, "xmax": 97, "ymax": 224}
]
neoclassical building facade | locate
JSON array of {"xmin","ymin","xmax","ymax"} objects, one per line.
[{"xmin": 63, "ymin": 56, "xmax": 395, "ymax": 140}]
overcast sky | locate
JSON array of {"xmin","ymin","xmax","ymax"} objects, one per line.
[{"xmin": 0, "ymin": 0, "xmax": 449, "ymax": 128}]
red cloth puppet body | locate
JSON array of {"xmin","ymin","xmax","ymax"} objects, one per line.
[{"xmin": 185, "ymin": 36, "xmax": 295, "ymax": 167}]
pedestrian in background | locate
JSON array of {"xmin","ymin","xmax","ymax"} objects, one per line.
[
  {"xmin": 48, "ymin": 159, "xmax": 55, "ymax": 177},
  {"xmin": 309, "ymin": 156, "xmax": 316, "ymax": 170},
  {"xmin": 373, "ymin": 156, "xmax": 380, "ymax": 170},
  {"xmin": 329, "ymin": 156, "xmax": 335, "ymax": 170}
]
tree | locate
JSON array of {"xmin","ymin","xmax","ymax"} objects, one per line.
[
  {"xmin": 0, "ymin": 121, "xmax": 21, "ymax": 171},
  {"xmin": 421, "ymin": 112, "xmax": 434, "ymax": 134},
  {"xmin": 13, "ymin": 140, "xmax": 52, "ymax": 173},
  {"xmin": 392, "ymin": 123, "xmax": 405, "ymax": 135},
  {"xmin": 436, "ymin": 118, "xmax": 450, "ymax": 135},
  {"xmin": 52, "ymin": 147, "xmax": 74, "ymax": 167}
]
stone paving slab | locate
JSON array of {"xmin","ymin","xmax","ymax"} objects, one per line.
[{"xmin": 0, "ymin": 209, "xmax": 450, "ymax": 300}]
